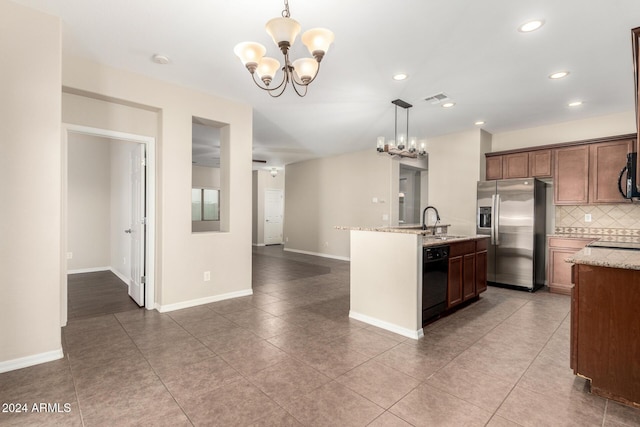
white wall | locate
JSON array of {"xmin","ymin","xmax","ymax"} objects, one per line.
[
  {"xmin": 426, "ymin": 130, "xmax": 485, "ymax": 236},
  {"xmin": 491, "ymin": 110, "xmax": 636, "ymax": 151},
  {"xmin": 284, "ymin": 150, "xmax": 394, "ymax": 259},
  {"xmin": 62, "ymin": 55, "xmax": 253, "ymax": 309},
  {"xmin": 67, "ymin": 134, "xmax": 111, "ymax": 270},
  {"xmin": 252, "ymin": 169, "xmax": 285, "ymax": 246},
  {"xmin": 0, "ymin": 1, "xmax": 62, "ymax": 369}
]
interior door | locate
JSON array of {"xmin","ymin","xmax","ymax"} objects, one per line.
[
  {"xmin": 129, "ymin": 144, "xmax": 145, "ymax": 306},
  {"xmin": 264, "ymin": 189, "xmax": 283, "ymax": 245}
]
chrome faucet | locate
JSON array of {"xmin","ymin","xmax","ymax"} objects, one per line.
[{"xmin": 422, "ymin": 206, "xmax": 441, "ymax": 233}]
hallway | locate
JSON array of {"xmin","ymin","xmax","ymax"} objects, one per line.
[{"xmin": 67, "ymin": 271, "xmax": 140, "ymax": 320}]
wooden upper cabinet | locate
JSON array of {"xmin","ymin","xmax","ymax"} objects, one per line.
[
  {"xmin": 502, "ymin": 152, "xmax": 529, "ymax": 179},
  {"xmin": 589, "ymin": 139, "xmax": 634, "ymax": 203},
  {"xmin": 554, "ymin": 145, "xmax": 590, "ymax": 205},
  {"xmin": 486, "ymin": 156, "xmax": 503, "ymax": 180},
  {"xmin": 529, "ymin": 149, "xmax": 552, "ymax": 178},
  {"xmin": 486, "ymin": 150, "xmax": 551, "ymax": 180}
]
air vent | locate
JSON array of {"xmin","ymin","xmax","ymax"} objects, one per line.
[{"xmin": 424, "ymin": 93, "xmax": 449, "ymax": 104}]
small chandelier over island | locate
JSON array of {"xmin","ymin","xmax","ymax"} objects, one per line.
[
  {"xmin": 233, "ymin": 0, "xmax": 334, "ymax": 97},
  {"xmin": 377, "ymin": 99, "xmax": 427, "ymax": 159}
]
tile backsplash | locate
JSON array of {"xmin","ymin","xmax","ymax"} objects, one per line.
[{"xmin": 555, "ymin": 204, "xmax": 640, "ymax": 235}]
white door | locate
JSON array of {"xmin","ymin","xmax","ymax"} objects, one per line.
[
  {"xmin": 264, "ymin": 189, "xmax": 284, "ymax": 245},
  {"xmin": 129, "ymin": 144, "xmax": 146, "ymax": 306}
]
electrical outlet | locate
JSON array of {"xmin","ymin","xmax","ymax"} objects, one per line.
[
  {"xmin": 66, "ymin": 252, "xmax": 73, "ymax": 260},
  {"xmin": 372, "ymin": 197, "xmax": 378, "ymax": 203},
  {"xmin": 203, "ymin": 271, "xmax": 211, "ymax": 281},
  {"xmin": 382, "ymin": 214, "xmax": 389, "ymax": 221},
  {"xmin": 123, "ymin": 257, "xmax": 126, "ymax": 265},
  {"xmin": 584, "ymin": 213, "xmax": 592, "ymax": 222},
  {"xmin": 285, "ymin": 237, "xmax": 289, "ymax": 242},
  {"xmin": 324, "ymin": 241, "xmax": 329, "ymax": 247}
]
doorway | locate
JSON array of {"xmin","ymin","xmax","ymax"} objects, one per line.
[
  {"xmin": 264, "ymin": 189, "xmax": 284, "ymax": 245},
  {"xmin": 399, "ymin": 165, "xmax": 422, "ymax": 225},
  {"xmin": 62, "ymin": 124, "xmax": 156, "ymax": 326}
]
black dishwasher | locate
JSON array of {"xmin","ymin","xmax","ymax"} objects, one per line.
[{"xmin": 422, "ymin": 245, "xmax": 449, "ymax": 325}]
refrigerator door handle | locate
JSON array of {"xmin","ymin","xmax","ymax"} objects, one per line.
[
  {"xmin": 495, "ymin": 194, "xmax": 501, "ymax": 246},
  {"xmin": 490, "ymin": 194, "xmax": 496, "ymax": 245}
]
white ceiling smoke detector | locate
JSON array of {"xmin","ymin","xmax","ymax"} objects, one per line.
[{"xmin": 152, "ymin": 54, "xmax": 170, "ymax": 65}]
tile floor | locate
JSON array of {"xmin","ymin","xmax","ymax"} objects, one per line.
[{"xmin": 1, "ymin": 245, "xmax": 640, "ymax": 426}]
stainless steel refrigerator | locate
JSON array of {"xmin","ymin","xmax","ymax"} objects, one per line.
[{"xmin": 477, "ymin": 179, "xmax": 546, "ymax": 291}]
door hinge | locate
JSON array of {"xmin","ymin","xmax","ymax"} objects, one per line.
[
  {"xmin": 141, "ymin": 276, "xmax": 146, "ymax": 284},
  {"xmin": 141, "ymin": 158, "xmax": 146, "ymax": 167},
  {"xmin": 141, "ymin": 217, "xmax": 147, "ymax": 225}
]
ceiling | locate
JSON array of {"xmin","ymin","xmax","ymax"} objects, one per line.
[{"xmin": 13, "ymin": 0, "xmax": 640, "ymax": 170}]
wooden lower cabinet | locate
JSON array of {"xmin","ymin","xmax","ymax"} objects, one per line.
[
  {"xmin": 475, "ymin": 249, "xmax": 488, "ymax": 294},
  {"xmin": 571, "ymin": 264, "xmax": 640, "ymax": 407},
  {"xmin": 548, "ymin": 236, "xmax": 596, "ymax": 295},
  {"xmin": 447, "ymin": 256, "xmax": 463, "ymax": 308},
  {"xmin": 447, "ymin": 239, "xmax": 488, "ymax": 309}
]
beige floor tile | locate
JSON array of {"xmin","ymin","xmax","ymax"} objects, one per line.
[
  {"xmin": 159, "ymin": 355, "xmax": 242, "ymax": 402},
  {"xmin": 427, "ymin": 361, "xmax": 514, "ymax": 412},
  {"xmin": 336, "ymin": 360, "xmax": 420, "ymax": 409},
  {"xmin": 374, "ymin": 343, "xmax": 450, "ymax": 381},
  {"xmin": 180, "ymin": 378, "xmax": 281, "ymax": 426},
  {"xmin": 248, "ymin": 357, "xmax": 331, "ymax": 405},
  {"xmin": 496, "ymin": 385, "xmax": 606, "ymax": 426},
  {"xmin": 199, "ymin": 326, "xmax": 264, "ymax": 354},
  {"xmin": 390, "ymin": 383, "xmax": 493, "ymax": 427},
  {"xmin": 285, "ymin": 381, "xmax": 384, "ymax": 426},
  {"xmin": 219, "ymin": 339, "xmax": 289, "ymax": 376},
  {"xmin": 367, "ymin": 411, "xmax": 414, "ymax": 426},
  {"xmin": 329, "ymin": 328, "xmax": 402, "ymax": 358},
  {"xmin": 604, "ymin": 401, "xmax": 640, "ymax": 426}
]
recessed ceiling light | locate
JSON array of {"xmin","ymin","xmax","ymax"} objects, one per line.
[
  {"xmin": 393, "ymin": 73, "xmax": 408, "ymax": 81},
  {"xmin": 518, "ymin": 20, "xmax": 544, "ymax": 33},
  {"xmin": 549, "ymin": 71, "xmax": 569, "ymax": 79},
  {"xmin": 475, "ymin": 121, "xmax": 485, "ymax": 126},
  {"xmin": 442, "ymin": 102, "xmax": 456, "ymax": 108},
  {"xmin": 152, "ymin": 54, "xmax": 170, "ymax": 65},
  {"xmin": 568, "ymin": 100, "xmax": 583, "ymax": 107}
]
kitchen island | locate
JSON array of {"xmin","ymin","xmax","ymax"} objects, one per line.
[
  {"xmin": 567, "ymin": 246, "xmax": 640, "ymax": 408},
  {"xmin": 339, "ymin": 226, "xmax": 489, "ymax": 339}
]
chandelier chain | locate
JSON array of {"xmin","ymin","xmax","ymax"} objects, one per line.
[{"xmin": 282, "ymin": 0, "xmax": 291, "ymax": 18}]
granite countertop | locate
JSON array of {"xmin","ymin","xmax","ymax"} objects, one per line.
[
  {"xmin": 335, "ymin": 225, "xmax": 451, "ymax": 235},
  {"xmin": 567, "ymin": 247, "xmax": 640, "ymax": 271},
  {"xmin": 423, "ymin": 235, "xmax": 489, "ymax": 247},
  {"xmin": 334, "ymin": 226, "xmax": 488, "ymax": 246}
]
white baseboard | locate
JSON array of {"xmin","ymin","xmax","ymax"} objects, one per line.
[
  {"xmin": 67, "ymin": 266, "xmax": 110, "ymax": 274},
  {"xmin": 284, "ymin": 247, "xmax": 350, "ymax": 262},
  {"xmin": 349, "ymin": 310, "xmax": 423, "ymax": 340},
  {"xmin": 253, "ymin": 243, "xmax": 266, "ymax": 247},
  {"xmin": 157, "ymin": 289, "xmax": 253, "ymax": 313},
  {"xmin": 0, "ymin": 348, "xmax": 64, "ymax": 374},
  {"xmin": 109, "ymin": 268, "xmax": 131, "ymax": 285}
]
